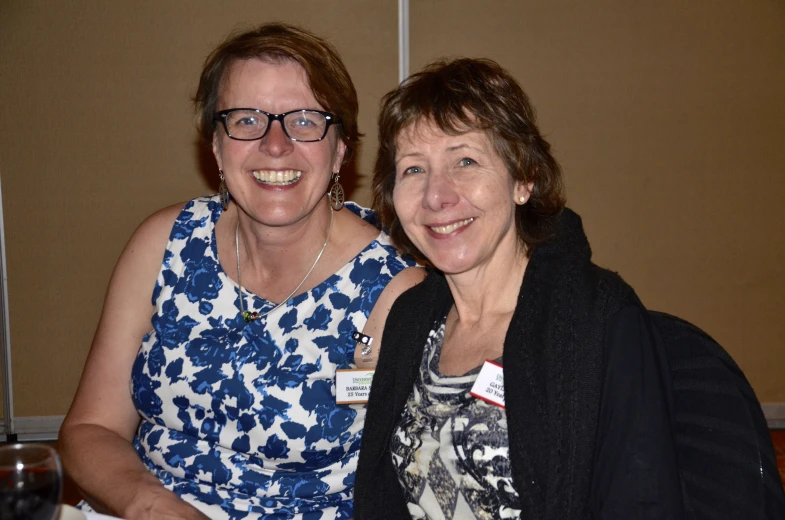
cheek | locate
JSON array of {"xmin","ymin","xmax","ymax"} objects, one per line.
[
  {"xmin": 392, "ymin": 185, "xmax": 416, "ymax": 226},
  {"xmin": 215, "ymin": 138, "xmax": 250, "ymax": 164},
  {"xmin": 470, "ymin": 175, "xmax": 514, "ymax": 205},
  {"xmin": 392, "ymin": 189, "xmax": 424, "ymax": 247}
]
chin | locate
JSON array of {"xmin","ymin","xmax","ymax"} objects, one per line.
[
  {"xmin": 417, "ymin": 246, "xmax": 474, "ymax": 274},
  {"xmin": 429, "ymin": 258, "xmax": 475, "ymax": 276}
]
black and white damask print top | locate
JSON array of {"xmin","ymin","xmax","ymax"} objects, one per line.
[{"xmin": 390, "ymin": 316, "xmax": 522, "ymax": 520}]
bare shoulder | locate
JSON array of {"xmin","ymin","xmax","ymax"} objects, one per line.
[
  {"xmin": 92, "ymin": 200, "xmax": 186, "ymax": 339},
  {"xmin": 107, "ymin": 201, "xmax": 186, "ymax": 317},
  {"xmin": 61, "ymin": 201, "xmax": 187, "ymax": 439},
  {"xmin": 354, "ymin": 266, "xmax": 427, "ymax": 367},
  {"xmin": 123, "ymin": 202, "xmax": 184, "ymax": 258},
  {"xmin": 370, "ymin": 266, "xmax": 428, "ymax": 327},
  {"xmin": 333, "ymin": 205, "xmax": 380, "ymax": 245},
  {"xmin": 325, "ymin": 207, "xmax": 384, "ymax": 273},
  {"xmin": 110, "ymin": 202, "xmax": 190, "ymax": 284},
  {"xmin": 381, "ymin": 265, "xmax": 427, "ymax": 300},
  {"xmin": 334, "ymin": 205, "xmax": 426, "ymax": 302}
]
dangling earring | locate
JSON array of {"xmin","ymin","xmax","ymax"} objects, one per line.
[
  {"xmin": 219, "ymin": 170, "xmax": 230, "ymax": 210},
  {"xmin": 328, "ymin": 171, "xmax": 344, "ymax": 211}
]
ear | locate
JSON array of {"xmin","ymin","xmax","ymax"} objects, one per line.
[
  {"xmin": 514, "ymin": 181, "xmax": 534, "ymax": 204},
  {"xmin": 212, "ymin": 133, "xmax": 223, "ymax": 171},
  {"xmin": 332, "ymin": 140, "xmax": 348, "ymax": 173}
]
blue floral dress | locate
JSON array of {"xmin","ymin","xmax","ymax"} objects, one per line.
[{"xmin": 129, "ymin": 195, "xmax": 416, "ymax": 519}]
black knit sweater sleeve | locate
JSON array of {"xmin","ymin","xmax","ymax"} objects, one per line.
[
  {"xmin": 589, "ymin": 305, "xmax": 684, "ymax": 519},
  {"xmin": 352, "ymin": 331, "xmax": 411, "ymax": 520},
  {"xmin": 354, "ymin": 273, "xmax": 449, "ymax": 519}
]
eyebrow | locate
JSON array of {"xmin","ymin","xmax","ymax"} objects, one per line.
[
  {"xmin": 395, "ymin": 151, "xmax": 424, "ymax": 164},
  {"xmin": 446, "ymin": 143, "xmax": 470, "ymax": 153},
  {"xmin": 395, "ymin": 141, "xmax": 481, "ymax": 164}
]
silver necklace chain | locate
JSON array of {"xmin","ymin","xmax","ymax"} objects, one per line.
[{"xmin": 235, "ymin": 206, "xmax": 334, "ymax": 322}]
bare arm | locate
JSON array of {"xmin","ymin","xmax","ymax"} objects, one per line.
[
  {"xmin": 59, "ymin": 204, "xmax": 208, "ymax": 520},
  {"xmin": 354, "ymin": 266, "xmax": 427, "ymax": 367}
]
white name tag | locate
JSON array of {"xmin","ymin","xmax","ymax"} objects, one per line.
[
  {"xmin": 469, "ymin": 360, "xmax": 505, "ymax": 408},
  {"xmin": 335, "ymin": 368, "xmax": 375, "ymax": 404}
]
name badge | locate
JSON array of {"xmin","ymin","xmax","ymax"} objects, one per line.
[
  {"xmin": 469, "ymin": 360, "xmax": 505, "ymax": 408},
  {"xmin": 335, "ymin": 368, "xmax": 375, "ymax": 405}
]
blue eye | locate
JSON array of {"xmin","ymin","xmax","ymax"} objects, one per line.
[
  {"xmin": 236, "ymin": 116, "xmax": 260, "ymax": 127},
  {"xmin": 291, "ymin": 116, "xmax": 317, "ymax": 127},
  {"xmin": 459, "ymin": 158, "xmax": 476, "ymax": 167},
  {"xmin": 402, "ymin": 166, "xmax": 423, "ymax": 176}
]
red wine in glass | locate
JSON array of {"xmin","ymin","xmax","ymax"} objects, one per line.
[{"xmin": 0, "ymin": 444, "xmax": 62, "ymax": 520}]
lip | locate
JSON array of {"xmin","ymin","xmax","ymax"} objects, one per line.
[
  {"xmin": 425, "ymin": 217, "xmax": 475, "ymax": 237},
  {"xmin": 250, "ymin": 169, "xmax": 303, "ymax": 187}
]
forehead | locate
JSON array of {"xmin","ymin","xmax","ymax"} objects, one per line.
[
  {"xmin": 218, "ymin": 58, "xmax": 321, "ymax": 110},
  {"xmin": 396, "ymin": 119, "xmax": 493, "ymax": 153}
]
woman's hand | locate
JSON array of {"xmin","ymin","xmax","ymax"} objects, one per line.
[{"xmin": 123, "ymin": 483, "xmax": 210, "ymax": 520}]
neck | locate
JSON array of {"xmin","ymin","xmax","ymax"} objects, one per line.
[
  {"xmin": 235, "ymin": 200, "xmax": 334, "ymax": 321},
  {"xmin": 236, "ymin": 198, "xmax": 333, "ymax": 272},
  {"xmin": 445, "ymin": 242, "xmax": 528, "ymax": 326}
]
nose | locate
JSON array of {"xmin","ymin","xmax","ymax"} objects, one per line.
[
  {"xmin": 422, "ymin": 168, "xmax": 459, "ymax": 210},
  {"xmin": 258, "ymin": 119, "xmax": 295, "ymax": 156}
]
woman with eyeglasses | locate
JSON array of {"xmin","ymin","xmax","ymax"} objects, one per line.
[{"xmin": 59, "ymin": 23, "xmax": 424, "ymax": 520}]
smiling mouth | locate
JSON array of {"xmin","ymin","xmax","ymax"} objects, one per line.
[
  {"xmin": 252, "ymin": 169, "xmax": 303, "ymax": 186},
  {"xmin": 429, "ymin": 217, "xmax": 475, "ymax": 235}
]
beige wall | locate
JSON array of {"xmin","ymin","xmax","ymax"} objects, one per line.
[{"xmin": 0, "ymin": 1, "xmax": 783, "ymax": 419}]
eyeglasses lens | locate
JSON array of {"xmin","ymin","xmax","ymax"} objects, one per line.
[{"xmin": 225, "ymin": 110, "xmax": 328, "ymax": 141}]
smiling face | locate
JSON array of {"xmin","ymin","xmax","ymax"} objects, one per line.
[
  {"xmin": 392, "ymin": 121, "xmax": 531, "ymax": 276},
  {"xmin": 213, "ymin": 58, "xmax": 346, "ymax": 226}
]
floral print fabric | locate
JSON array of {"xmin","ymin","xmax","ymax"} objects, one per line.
[{"xmin": 130, "ymin": 196, "xmax": 415, "ymax": 519}]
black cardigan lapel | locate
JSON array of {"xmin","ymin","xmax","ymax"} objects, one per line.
[
  {"xmin": 503, "ymin": 208, "xmax": 623, "ymax": 519},
  {"xmin": 355, "ymin": 270, "xmax": 453, "ymax": 518}
]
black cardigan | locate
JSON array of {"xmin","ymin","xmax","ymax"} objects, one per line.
[{"xmin": 354, "ymin": 208, "xmax": 684, "ymax": 519}]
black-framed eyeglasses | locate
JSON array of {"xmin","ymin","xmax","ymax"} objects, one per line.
[{"xmin": 214, "ymin": 108, "xmax": 340, "ymax": 142}]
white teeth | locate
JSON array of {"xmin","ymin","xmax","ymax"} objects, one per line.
[
  {"xmin": 252, "ymin": 170, "xmax": 303, "ymax": 185},
  {"xmin": 429, "ymin": 218, "xmax": 474, "ymax": 235}
]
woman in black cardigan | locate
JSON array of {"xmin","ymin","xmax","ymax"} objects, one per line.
[{"xmin": 355, "ymin": 58, "xmax": 685, "ymax": 519}]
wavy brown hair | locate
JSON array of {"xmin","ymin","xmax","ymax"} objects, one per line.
[
  {"xmin": 372, "ymin": 58, "xmax": 565, "ymax": 262},
  {"xmin": 194, "ymin": 23, "xmax": 360, "ymax": 158}
]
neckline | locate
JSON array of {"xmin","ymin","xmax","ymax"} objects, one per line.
[
  {"xmin": 427, "ymin": 314, "xmax": 503, "ymax": 380},
  {"xmin": 210, "ymin": 197, "xmax": 385, "ymax": 311}
]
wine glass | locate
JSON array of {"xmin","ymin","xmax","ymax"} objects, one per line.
[{"xmin": 0, "ymin": 443, "xmax": 63, "ymax": 520}]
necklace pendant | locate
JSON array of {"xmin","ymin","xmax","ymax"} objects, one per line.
[{"xmin": 235, "ymin": 200, "xmax": 334, "ymax": 327}]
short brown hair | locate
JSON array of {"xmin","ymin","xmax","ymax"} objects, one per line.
[
  {"xmin": 372, "ymin": 58, "xmax": 565, "ymax": 261},
  {"xmin": 194, "ymin": 23, "xmax": 360, "ymax": 157}
]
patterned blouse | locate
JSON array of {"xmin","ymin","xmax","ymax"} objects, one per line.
[
  {"xmin": 128, "ymin": 195, "xmax": 415, "ymax": 519},
  {"xmin": 390, "ymin": 316, "xmax": 522, "ymax": 519}
]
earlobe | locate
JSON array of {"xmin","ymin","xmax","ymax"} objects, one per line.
[
  {"xmin": 333, "ymin": 141, "xmax": 348, "ymax": 171},
  {"xmin": 514, "ymin": 181, "xmax": 534, "ymax": 205},
  {"xmin": 212, "ymin": 133, "xmax": 223, "ymax": 170}
]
